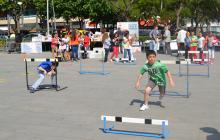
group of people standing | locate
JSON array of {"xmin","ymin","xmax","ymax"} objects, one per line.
[
  {"xmin": 102, "ymin": 28, "xmax": 135, "ymax": 63},
  {"xmin": 50, "ymin": 28, "xmax": 135, "ymax": 63},
  {"xmin": 149, "ymin": 25, "xmax": 219, "ymax": 64},
  {"xmin": 177, "ymin": 29, "xmax": 218, "ymax": 64},
  {"xmin": 50, "ymin": 29, "xmax": 91, "ymax": 61}
]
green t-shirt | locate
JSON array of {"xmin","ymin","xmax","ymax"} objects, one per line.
[
  {"xmin": 140, "ymin": 60, "xmax": 168, "ymax": 86},
  {"xmin": 190, "ymin": 35, "xmax": 198, "ymax": 47}
]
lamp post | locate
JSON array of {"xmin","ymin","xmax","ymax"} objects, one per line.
[
  {"xmin": 47, "ymin": 0, "xmax": 50, "ymax": 37},
  {"xmin": 17, "ymin": 1, "xmax": 23, "ymax": 27}
]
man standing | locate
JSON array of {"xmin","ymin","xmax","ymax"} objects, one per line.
[
  {"xmin": 177, "ymin": 28, "xmax": 187, "ymax": 53},
  {"xmin": 149, "ymin": 26, "xmax": 160, "ymax": 53},
  {"xmin": 163, "ymin": 26, "xmax": 171, "ymax": 54}
]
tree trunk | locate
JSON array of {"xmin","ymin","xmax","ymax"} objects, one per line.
[
  {"xmin": 12, "ymin": 16, "xmax": 19, "ymax": 35},
  {"xmin": 191, "ymin": 18, "xmax": 194, "ymax": 27},
  {"xmin": 176, "ymin": 3, "xmax": 183, "ymax": 29},
  {"xmin": 195, "ymin": 21, "xmax": 199, "ymax": 34},
  {"xmin": 122, "ymin": 0, "xmax": 130, "ymax": 21}
]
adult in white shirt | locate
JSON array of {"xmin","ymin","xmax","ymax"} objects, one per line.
[{"xmin": 177, "ymin": 28, "xmax": 187, "ymax": 51}]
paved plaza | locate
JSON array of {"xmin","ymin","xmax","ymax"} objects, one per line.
[{"xmin": 0, "ymin": 51, "xmax": 220, "ymax": 140}]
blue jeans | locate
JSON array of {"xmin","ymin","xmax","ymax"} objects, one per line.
[
  {"xmin": 71, "ymin": 45, "xmax": 79, "ymax": 59},
  {"xmin": 124, "ymin": 49, "xmax": 131, "ymax": 61},
  {"xmin": 104, "ymin": 48, "xmax": 110, "ymax": 62},
  {"xmin": 149, "ymin": 40, "xmax": 159, "ymax": 53},
  {"xmin": 208, "ymin": 46, "xmax": 215, "ymax": 59},
  {"xmin": 32, "ymin": 71, "xmax": 56, "ymax": 90}
]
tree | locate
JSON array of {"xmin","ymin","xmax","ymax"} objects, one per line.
[
  {"xmin": 0, "ymin": 0, "xmax": 31, "ymax": 35},
  {"xmin": 185, "ymin": 0, "xmax": 220, "ymax": 32},
  {"xmin": 85, "ymin": 0, "xmax": 114, "ymax": 28}
]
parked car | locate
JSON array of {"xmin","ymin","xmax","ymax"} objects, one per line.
[{"xmin": 22, "ymin": 32, "xmax": 44, "ymax": 42}]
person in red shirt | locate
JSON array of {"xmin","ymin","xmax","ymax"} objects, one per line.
[
  {"xmin": 83, "ymin": 32, "xmax": 90, "ymax": 59},
  {"xmin": 110, "ymin": 33, "xmax": 120, "ymax": 62}
]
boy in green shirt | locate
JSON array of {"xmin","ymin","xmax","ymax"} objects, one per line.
[{"xmin": 135, "ymin": 50, "xmax": 175, "ymax": 111}]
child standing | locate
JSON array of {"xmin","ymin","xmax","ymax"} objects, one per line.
[
  {"xmin": 30, "ymin": 61, "xmax": 59, "ymax": 93},
  {"xmin": 197, "ymin": 32, "xmax": 205, "ymax": 64},
  {"xmin": 51, "ymin": 33, "xmax": 59, "ymax": 58},
  {"xmin": 102, "ymin": 32, "xmax": 111, "ymax": 63},
  {"xmin": 135, "ymin": 50, "xmax": 175, "ymax": 111}
]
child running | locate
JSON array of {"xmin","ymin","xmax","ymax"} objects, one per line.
[{"xmin": 135, "ymin": 50, "xmax": 175, "ymax": 111}]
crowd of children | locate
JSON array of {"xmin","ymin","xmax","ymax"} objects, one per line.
[
  {"xmin": 50, "ymin": 28, "xmax": 136, "ymax": 63},
  {"xmin": 50, "ymin": 29, "xmax": 92, "ymax": 61},
  {"xmin": 177, "ymin": 30, "xmax": 219, "ymax": 64}
]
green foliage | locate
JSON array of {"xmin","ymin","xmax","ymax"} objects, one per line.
[
  {"xmin": 1, "ymin": 0, "xmax": 220, "ymax": 31},
  {"xmin": 0, "ymin": 39, "xmax": 6, "ymax": 48}
]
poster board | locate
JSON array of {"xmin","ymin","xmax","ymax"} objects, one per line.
[
  {"xmin": 21, "ymin": 42, "xmax": 42, "ymax": 54},
  {"xmin": 117, "ymin": 22, "xmax": 139, "ymax": 41},
  {"xmin": 170, "ymin": 40, "xmax": 178, "ymax": 50}
]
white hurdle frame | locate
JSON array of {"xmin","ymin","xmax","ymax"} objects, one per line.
[
  {"xmin": 24, "ymin": 58, "xmax": 59, "ymax": 91},
  {"xmin": 177, "ymin": 51, "xmax": 210, "ymax": 77},
  {"xmin": 101, "ymin": 114, "xmax": 168, "ymax": 138}
]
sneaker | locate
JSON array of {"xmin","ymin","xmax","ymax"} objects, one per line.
[{"xmin": 139, "ymin": 104, "xmax": 149, "ymax": 111}]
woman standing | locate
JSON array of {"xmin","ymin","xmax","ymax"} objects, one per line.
[
  {"xmin": 184, "ymin": 32, "xmax": 191, "ymax": 59},
  {"xmin": 51, "ymin": 32, "xmax": 59, "ymax": 58},
  {"xmin": 70, "ymin": 30, "xmax": 80, "ymax": 61},
  {"xmin": 207, "ymin": 32, "xmax": 218, "ymax": 64}
]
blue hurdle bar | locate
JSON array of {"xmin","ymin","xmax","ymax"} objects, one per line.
[{"xmin": 79, "ymin": 55, "xmax": 110, "ymax": 75}]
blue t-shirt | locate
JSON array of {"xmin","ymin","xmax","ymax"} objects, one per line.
[{"xmin": 38, "ymin": 62, "xmax": 52, "ymax": 72}]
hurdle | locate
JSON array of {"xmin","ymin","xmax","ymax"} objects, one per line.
[
  {"xmin": 24, "ymin": 58, "xmax": 59, "ymax": 91},
  {"xmin": 101, "ymin": 115, "xmax": 168, "ymax": 138},
  {"xmin": 79, "ymin": 50, "xmax": 110, "ymax": 75},
  {"xmin": 114, "ymin": 58, "xmax": 137, "ymax": 65},
  {"xmin": 177, "ymin": 51, "xmax": 210, "ymax": 77},
  {"xmin": 149, "ymin": 60, "xmax": 190, "ymax": 97}
]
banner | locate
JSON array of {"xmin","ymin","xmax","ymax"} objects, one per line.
[
  {"xmin": 21, "ymin": 42, "xmax": 42, "ymax": 53},
  {"xmin": 117, "ymin": 22, "xmax": 139, "ymax": 41},
  {"xmin": 170, "ymin": 40, "xmax": 178, "ymax": 50}
]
